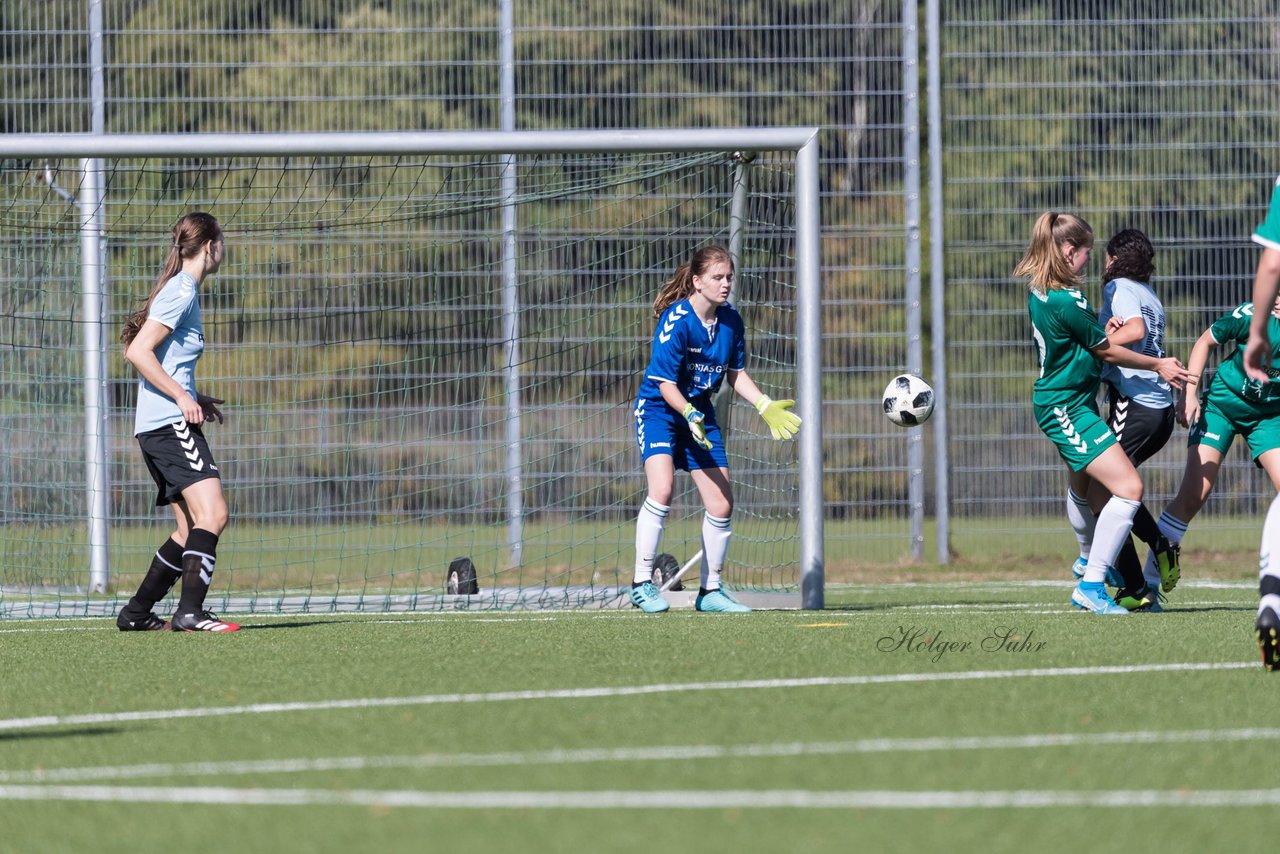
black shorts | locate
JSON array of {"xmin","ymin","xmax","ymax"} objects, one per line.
[
  {"xmin": 1105, "ymin": 385, "xmax": 1174, "ymax": 466},
  {"xmin": 136, "ymin": 420, "xmax": 220, "ymax": 506}
]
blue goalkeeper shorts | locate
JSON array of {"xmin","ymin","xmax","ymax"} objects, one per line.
[{"xmin": 632, "ymin": 395, "xmax": 728, "ymax": 471}]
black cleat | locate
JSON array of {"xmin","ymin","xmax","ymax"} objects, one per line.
[
  {"xmin": 1258, "ymin": 608, "xmax": 1280, "ymax": 672},
  {"xmin": 116, "ymin": 611, "xmax": 169, "ymax": 632},
  {"xmin": 171, "ymin": 610, "xmax": 240, "ymax": 632}
]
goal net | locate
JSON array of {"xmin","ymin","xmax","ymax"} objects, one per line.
[{"xmin": 0, "ymin": 130, "xmax": 822, "ymax": 617}]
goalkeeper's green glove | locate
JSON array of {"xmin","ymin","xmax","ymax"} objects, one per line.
[
  {"xmin": 755, "ymin": 395, "xmax": 802, "ymax": 440},
  {"xmin": 682, "ymin": 402, "xmax": 713, "ymax": 450}
]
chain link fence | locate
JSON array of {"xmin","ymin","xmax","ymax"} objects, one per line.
[{"xmin": 3, "ymin": 1, "xmax": 1279, "ymax": 575}]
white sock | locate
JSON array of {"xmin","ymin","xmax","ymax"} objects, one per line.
[
  {"xmin": 1157, "ymin": 511, "xmax": 1189, "ymax": 545},
  {"xmin": 1259, "ymin": 494, "xmax": 1280, "ymax": 616},
  {"xmin": 633, "ymin": 498, "xmax": 670, "ymax": 585},
  {"xmin": 1066, "ymin": 487, "xmax": 1095, "ymax": 561},
  {"xmin": 1083, "ymin": 496, "xmax": 1139, "ymax": 585},
  {"xmin": 1144, "ymin": 511, "xmax": 1190, "ymax": 590},
  {"xmin": 699, "ymin": 512, "xmax": 732, "ymax": 591}
]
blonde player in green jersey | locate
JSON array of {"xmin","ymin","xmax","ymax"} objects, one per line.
[
  {"xmin": 1241, "ymin": 176, "xmax": 1280, "ymax": 669},
  {"xmin": 1015, "ymin": 212, "xmax": 1192, "ymax": 614}
]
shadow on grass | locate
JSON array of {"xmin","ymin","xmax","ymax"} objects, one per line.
[
  {"xmin": 0, "ymin": 726, "xmax": 122, "ymax": 742},
  {"xmin": 235, "ymin": 619, "xmax": 365, "ymax": 631}
]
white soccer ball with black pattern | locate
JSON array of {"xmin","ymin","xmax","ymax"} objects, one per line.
[{"xmin": 882, "ymin": 374, "xmax": 935, "ymax": 427}]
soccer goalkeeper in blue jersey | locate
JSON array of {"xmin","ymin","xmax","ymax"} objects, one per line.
[{"xmin": 629, "ymin": 245, "xmax": 801, "ymax": 614}]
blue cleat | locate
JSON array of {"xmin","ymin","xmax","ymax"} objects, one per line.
[
  {"xmin": 629, "ymin": 581, "xmax": 670, "ymax": 613},
  {"xmin": 1071, "ymin": 582, "xmax": 1129, "ymax": 615},
  {"xmin": 694, "ymin": 588, "xmax": 752, "ymax": 613},
  {"xmin": 1070, "ymin": 557, "xmax": 1122, "ymax": 588}
]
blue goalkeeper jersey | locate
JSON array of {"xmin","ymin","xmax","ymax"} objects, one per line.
[
  {"xmin": 636, "ymin": 299, "xmax": 746, "ymax": 407},
  {"xmin": 133, "ymin": 271, "xmax": 205, "ymax": 435}
]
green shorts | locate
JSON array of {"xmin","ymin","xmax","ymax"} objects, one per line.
[
  {"xmin": 1034, "ymin": 399, "xmax": 1117, "ymax": 472},
  {"xmin": 1189, "ymin": 385, "xmax": 1280, "ymax": 460}
]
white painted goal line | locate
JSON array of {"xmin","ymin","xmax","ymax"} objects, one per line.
[
  {"xmin": 0, "ymin": 660, "xmax": 1255, "ymax": 733},
  {"xmin": 4, "ymin": 726, "xmax": 1278, "ymax": 785},
  {"xmin": 5, "ymin": 784, "xmax": 1280, "ymax": 809}
]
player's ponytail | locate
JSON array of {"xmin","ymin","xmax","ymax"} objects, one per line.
[
  {"xmin": 1103, "ymin": 228, "xmax": 1155, "ymax": 285},
  {"xmin": 1013, "ymin": 211, "xmax": 1092, "ymax": 295},
  {"xmin": 121, "ymin": 211, "xmax": 221, "ymax": 346},
  {"xmin": 653, "ymin": 245, "xmax": 734, "ymax": 318}
]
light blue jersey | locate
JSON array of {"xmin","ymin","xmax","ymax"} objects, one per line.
[
  {"xmin": 133, "ymin": 271, "xmax": 205, "ymax": 435},
  {"xmin": 1098, "ymin": 276, "xmax": 1171, "ymax": 409},
  {"xmin": 635, "ymin": 299, "xmax": 746, "ymax": 407}
]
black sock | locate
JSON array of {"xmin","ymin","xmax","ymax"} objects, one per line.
[
  {"xmin": 1131, "ymin": 504, "xmax": 1160, "ymax": 549},
  {"xmin": 1262, "ymin": 575, "xmax": 1280, "ymax": 599},
  {"xmin": 123, "ymin": 538, "xmax": 184, "ymax": 615},
  {"xmin": 1114, "ymin": 536, "xmax": 1145, "ymax": 591},
  {"xmin": 177, "ymin": 528, "xmax": 219, "ymax": 614}
]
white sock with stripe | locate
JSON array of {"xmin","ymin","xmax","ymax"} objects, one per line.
[
  {"xmin": 1259, "ymin": 494, "xmax": 1280, "ymax": 619},
  {"xmin": 633, "ymin": 498, "xmax": 670, "ymax": 585},
  {"xmin": 699, "ymin": 513, "xmax": 732, "ymax": 592},
  {"xmin": 1083, "ymin": 496, "xmax": 1139, "ymax": 585}
]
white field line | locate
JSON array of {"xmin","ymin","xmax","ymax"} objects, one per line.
[
  {"xmin": 4, "ymin": 785, "xmax": 1280, "ymax": 809},
  {"xmin": 0, "ymin": 661, "xmax": 1254, "ymax": 733},
  {"xmin": 4, "ymin": 727, "xmax": 1279, "ymax": 785}
]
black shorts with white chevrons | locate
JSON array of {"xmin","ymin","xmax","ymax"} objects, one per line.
[
  {"xmin": 136, "ymin": 420, "xmax": 220, "ymax": 506},
  {"xmin": 1104, "ymin": 384, "xmax": 1174, "ymax": 466}
]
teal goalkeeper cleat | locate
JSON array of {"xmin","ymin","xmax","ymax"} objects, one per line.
[
  {"xmin": 1071, "ymin": 582, "xmax": 1129, "ymax": 615},
  {"xmin": 629, "ymin": 581, "xmax": 670, "ymax": 613},
  {"xmin": 694, "ymin": 588, "xmax": 752, "ymax": 613},
  {"xmin": 1071, "ymin": 557, "xmax": 1086, "ymax": 579}
]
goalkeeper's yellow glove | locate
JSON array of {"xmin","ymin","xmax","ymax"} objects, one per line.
[
  {"xmin": 681, "ymin": 402, "xmax": 713, "ymax": 450},
  {"xmin": 755, "ymin": 395, "xmax": 802, "ymax": 440}
]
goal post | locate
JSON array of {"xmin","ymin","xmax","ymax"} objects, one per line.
[{"xmin": 0, "ymin": 129, "xmax": 824, "ymax": 616}]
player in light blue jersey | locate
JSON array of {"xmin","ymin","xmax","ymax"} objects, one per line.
[
  {"xmin": 1084, "ymin": 229, "xmax": 1181, "ymax": 610},
  {"xmin": 117, "ymin": 212, "xmax": 238, "ymax": 633},
  {"xmin": 1241, "ymin": 175, "xmax": 1280, "ymax": 669},
  {"xmin": 629, "ymin": 245, "xmax": 801, "ymax": 613}
]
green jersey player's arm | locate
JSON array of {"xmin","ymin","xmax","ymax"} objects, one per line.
[
  {"xmin": 1176, "ymin": 325, "xmax": 1221, "ymax": 428},
  {"xmin": 1088, "ymin": 335, "xmax": 1192, "ymax": 390},
  {"xmin": 1246, "ymin": 247, "xmax": 1280, "ymax": 382}
]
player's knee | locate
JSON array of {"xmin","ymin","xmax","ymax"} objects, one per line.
[
  {"xmin": 647, "ymin": 488, "xmax": 673, "ymax": 506},
  {"xmin": 705, "ymin": 496, "xmax": 733, "ymax": 517},
  {"xmin": 1115, "ymin": 478, "xmax": 1143, "ymax": 503},
  {"xmin": 195, "ymin": 503, "xmax": 229, "ymax": 535}
]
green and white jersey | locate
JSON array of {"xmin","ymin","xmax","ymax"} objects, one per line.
[
  {"xmin": 1208, "ymin": 302, "xmax": 1280, "ymax": 409},
  {"xmin": 1253, "ymin": 176, "xmax": 1280, "ymax": 252},
  {"xmin": 1028, "ymin": 286, "xmax": 1106, "ymax": 410}
]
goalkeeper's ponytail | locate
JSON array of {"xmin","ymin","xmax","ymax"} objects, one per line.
[
  {"xmin": 653, "ymin": 244, "xmax": 733, "ymax": 318},
  {"xmin": 122, "ymin": 211, "xmax": 221, "ymax": 346}
]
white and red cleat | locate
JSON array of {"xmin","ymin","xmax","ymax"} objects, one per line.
[{"xmin": 170, "ymin": 610, "xmax": 240, "ymax": 632}]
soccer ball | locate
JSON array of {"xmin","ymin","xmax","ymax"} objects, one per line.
[{"xmin": 882, "ymin": 374, "xmax": 935, "ymax": 427}]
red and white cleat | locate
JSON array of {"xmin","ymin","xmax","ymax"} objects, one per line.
[{"xmin": 170, "ymin": 610, "xmax": 240, "ymax": 632}]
